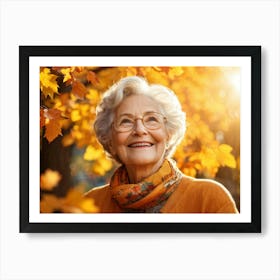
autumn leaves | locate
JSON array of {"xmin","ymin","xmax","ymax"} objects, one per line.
[{"xmin": 40, "ymin": 66, "xmax": 240, "ymax": 213}]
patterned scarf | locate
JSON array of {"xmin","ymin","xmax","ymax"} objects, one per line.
[{"xmin": 110, "ymin": 159, "xmax": 182, "ymax": 213}]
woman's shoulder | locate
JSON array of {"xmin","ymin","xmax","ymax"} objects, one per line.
[
  {"xmin": 84, "ymin": 184, "xmax": 110, "ymax": 199},
  {"xmin": 171, "ymin": 175, "xmax": 238, "ymax": 213},
  {"xmin": 180, "ymin": 175, "xmax": 232, "ymax": 195}
]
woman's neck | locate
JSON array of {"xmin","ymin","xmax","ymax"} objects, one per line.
[{"xmin": 125, "ymin": 159, "xmax": 164, "ymax": 183}]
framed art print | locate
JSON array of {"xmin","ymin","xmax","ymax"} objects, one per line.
[{"xmin": 19, "ymin": 45, "xmax": 261, "ymax": 233}]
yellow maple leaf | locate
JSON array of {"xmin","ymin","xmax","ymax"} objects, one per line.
[
  {"xmin": 62, "ymin": 134, "xmax": 74, "ymax": 147},
  {"xmin": 62, "ymin": 187, "xmax": 99, "ymax": 213},
  {"xmin": 189, "ymin": 149, "xmax": 219, "ymax": 178},
  {"xmin": 71, "ymin": 125, "xmax": 83, "ymax": 140},
  {"xmin": 40, "ymin": 68, "xmax": 59, "ymax": 99},
  {"xmin": 217, "ymin": 144, "xmax": 237, "ymax": 168},
  {"xmin": 71, "ymin": 110, "xmax": 82, "ymax": 122},
  {"xmin": 40, "ymin": 169, "xmax": 62, "ymax": 190},
  {"xmin": 201, "ymin": 148, "xmax": 219, "ymax": 171},
  {"xmin": 84, "ymin": 145, "xmax": 103, "ymax": 161},
  {"xmin": 92, "ymin": 157, "xmax": 113, "ymax": 176},
  {"xmin": 61, "ymin": 68, "xmax": 72, "ymax": 83},
  {"xmin": 80, "ymin": 104, "xmax": 90, "ymax": 116},
  {"xmin": 144, "ymin": 67, "xmax": 169, "ymax": 87},
  {"xmin": 86, "ymin": 89, "xmax": 99, "ymax": 101},
  {"xmin": 79, "ymin": 198, "xmax": 100, "ymax": 213},
  {"xmin": 80, "ymin": 120, "xmax": 92, "ymax": 131}
]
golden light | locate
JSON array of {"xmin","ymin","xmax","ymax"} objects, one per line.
[{"xmin": 226, "ymin": 68, "xmax": 241, "ymax": 95}]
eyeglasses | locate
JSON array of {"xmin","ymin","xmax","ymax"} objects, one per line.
[{"xmin": 113, "ymin": 112, "xmax": 167, "ymax": 132}]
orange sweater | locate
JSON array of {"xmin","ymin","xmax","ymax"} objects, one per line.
[{"xmin": 85, "ymin": 175, "xmax": 238, "ymax": 213}]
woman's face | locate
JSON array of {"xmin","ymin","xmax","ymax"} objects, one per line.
[{"xmin": 110, "ymin": 95, "xmax": 169, "ymax": 169}]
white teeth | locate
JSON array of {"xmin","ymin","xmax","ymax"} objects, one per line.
[{"xmin": 129, "ymin": 143, "xmax": 152, "ymax": 147}]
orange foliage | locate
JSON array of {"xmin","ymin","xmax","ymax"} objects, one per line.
[{"xmin": 40, "ymin": 186, "xmax": 99, "ymax": 213}]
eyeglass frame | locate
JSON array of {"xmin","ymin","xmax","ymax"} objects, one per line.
[{"xmin": 112, "ymin": 111, "xmax": 167, "ymax": 133}]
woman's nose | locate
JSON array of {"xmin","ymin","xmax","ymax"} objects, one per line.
[{"xmin": 133, "ymin": 119, "xmax": 148, "ymax": 135}]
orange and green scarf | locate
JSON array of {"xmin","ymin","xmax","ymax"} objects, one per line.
[{"xmin": 110, "ymin": 159, "xmax": 182, "ymax": 213}]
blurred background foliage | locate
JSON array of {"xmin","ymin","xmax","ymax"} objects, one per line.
[{"xmin": 40, "ymin": 66, "xmax": 240, "ymax": 213}]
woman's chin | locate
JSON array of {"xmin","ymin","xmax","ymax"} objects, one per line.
[
  {"xmin": 124, "ymin": 154, "xmax": 163, "ymax": 168},
  {"xmin": 126, "ymin": 158, "xmax": 157, "ymax": 166}
]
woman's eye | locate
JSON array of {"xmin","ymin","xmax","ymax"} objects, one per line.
[
  {"xmin": 146, "ymin": 116, "xmax": 159, "ymax": 122},
  {"xmin": 120, "ymin": 118, "xmax": 134, "ymax": 125}
]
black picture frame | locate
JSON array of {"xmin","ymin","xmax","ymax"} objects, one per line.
[{"xmin": 19, "ymin": 45, "xmax": 261, "ymax": 233}]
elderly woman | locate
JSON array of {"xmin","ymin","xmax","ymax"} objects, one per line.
[{"xmin": 85, "ymin": 76, "xmax": 238, "ymax": 213}]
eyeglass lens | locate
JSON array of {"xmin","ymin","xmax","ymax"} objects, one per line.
[{"xmin": 114, "ymin": 112, "xmax": 165, "ymax": 132}]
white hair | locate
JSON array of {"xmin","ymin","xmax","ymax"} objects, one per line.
[{"xmin": 94, "ymin": 76, "xmax": 186, "ymax": 163}]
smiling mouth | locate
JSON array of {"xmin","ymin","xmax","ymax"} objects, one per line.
[{"xmin": 128, "ymin": 142, "xmax": 154, "ymax": 148}]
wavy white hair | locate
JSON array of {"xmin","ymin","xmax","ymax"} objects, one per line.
[{"xmin": 94, "ymin": 76, "xmax": 186, "ymax": 163}]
